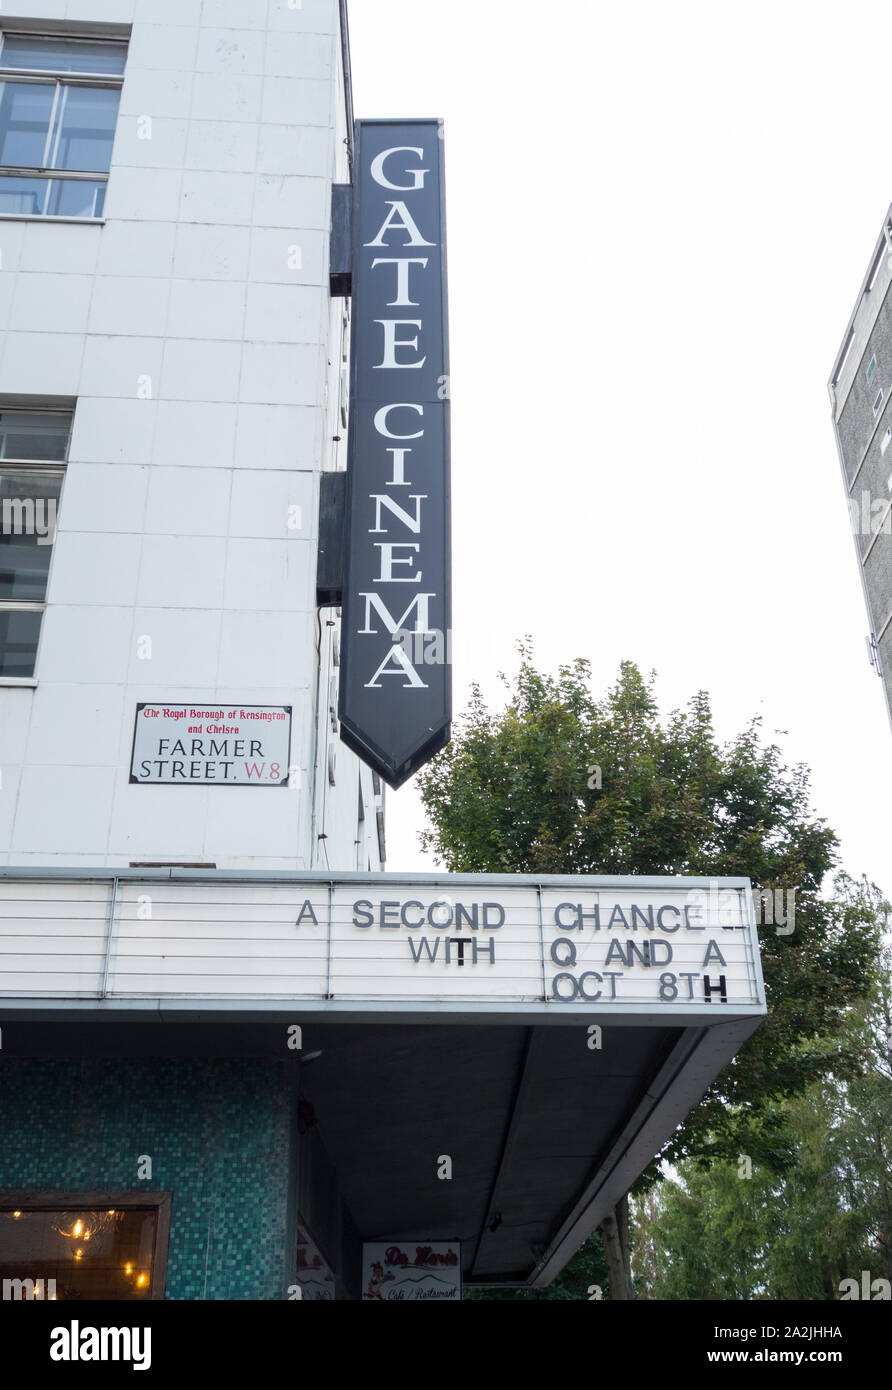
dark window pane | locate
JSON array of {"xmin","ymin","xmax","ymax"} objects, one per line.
[
  {"xmin": 47, "ymin": 176, "xmax": 105, "ymax": 217},
  {"xmin": 0, "ymin": 411, "xmax": 71, "ymax": 462},
  {"xmin": 0, "ymin": 538, "xmax": 52, "ymax": 599},
  {"xmin": 0, "ymin": 609, "xmax": 41, "ymax": 677},
  {"xmin": 50, "ymin": 86, "xmax": 119, "ymax": 172},
  {"xmin": 0, "ymin": 174, "xmax": 47, "ymax": 215},
  {"xmin": 1, "ymin": 37, "xmax": 127, "ymax": 76},
  {"xmin": 0, "ymin": 469, "xmax": 62, "ymax": 600},
  {"xmin": 0, "ymin": 173, "xmax": 106, "ymax": 219},
  {"xmin": 0, "ymin": 1208, "xmax": 157, "ymax": 1300},
  {"xmin": 0, "ymin": 82, "xmax": 53, "ymax": 167}
]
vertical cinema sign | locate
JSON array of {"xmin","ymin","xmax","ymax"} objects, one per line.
[{"xmin": 339, "ymin": 120, "xmax": 451, "ymax": 788}]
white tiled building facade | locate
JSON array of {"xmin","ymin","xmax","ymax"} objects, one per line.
[{"xmin": 0, "ymin": 0, "xmax": 384, "ymax": 872}]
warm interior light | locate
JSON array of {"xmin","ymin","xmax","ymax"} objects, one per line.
[
  {"xmin": 72, "ymin": 1220, "xmax": 83, "ymax": 1237},
  {"xmin": 12, "ymin": 1211, "xmax": 21, "ymax": 1219},
  {"xmin": 137, "ymin": 1273, "xmax": 147, "ymax": 1287},
  {"xmin": 125, "ymin": 1262, "xmax": 132, "ymax": 1275},
  {"xmin": 74, "ymin": 1249, "xmax": 83, "ymax": 1260}
]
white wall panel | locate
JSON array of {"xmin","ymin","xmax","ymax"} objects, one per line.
[
  {"xmin": 195, "ymin": 27, "xmax": 266, "ymax": 75},
  {"xmin": 11, "ymin": 769, "xmax": 117, "ymax": 854},
  {"xmin": 135, "ymin": 0, "xmax": 202, "ymax": 24},
  {"xmin": 0, "ymin": 332, "xmax": 83, "ymax": 394},
  {"xmin": 217, "ymin": 611, "xmax": 316, "ymax": 688},
  {"xmin": 87, "ymin": 276, "xmax": 171, "ymax": 337},
  {"xmin": 173, "ymin": 222, "xmax": 251, "ymax": 279},
  {"xmin": 153, "ymin": 400, "xmax": 238, "ymax": 467},
  {"xmin": 123, "ymin": 609, "xmax": 225, "ymax": 688},
  {"xmin": 233, "ymin": 403, "xmax": 319, "ymax": 469},
  {"xmin": 10, "ymin": 275, "xmax": 93, "ymax": 335},
  {"xmin": 112, "ymin": 116, "xmax": 189, "ymax": 171},
  {"xmin": 79, "ymin": 335, "xmax": 163, "ymax": 397},
  {"xmin": 118, "ymin": 69, "xmax": 194, "ymax": 120},
  {"xmin": 21, "ymin": 223, "xmax": 101, "ymax": 275},
  {"xmin": 158, "ymin": 338, "xmax": 241, "ymax": 402},
  {"xmin": 144, "ymin": 465, "xmax": 231, "ymax": 534},
  {"xmin": 48, "ymin": 533, "xmax": 141, "ymax": 607},
  {"xmin": 179, "ymin": 171, "xmax": 256, "ymax": 225},
  {"xmin": 36, "ymin": 607, "xmax": 134, "ymax": 685}
]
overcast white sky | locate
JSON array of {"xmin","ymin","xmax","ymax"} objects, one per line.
[{"xmin": 349, "ymin": 0, "xmax": 892, "ymax": 897}]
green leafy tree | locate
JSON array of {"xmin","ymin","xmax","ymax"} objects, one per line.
[
  {"xmin": 636, "ymin": 1160, "xmax": 777, "ymax": 1300},
  {"xmin": 465, "ymin": 1234, "xmax": 609, "ymax": 1301},
  {"xmin": 640, "ymin": 939, "xmax": 892, "ymax": 1300},
  {"xmin": 828, "ymin": 932, "xmax": 892, "ymax": 1286},
  {"xmin": 418, "ymin": 647, "xmax": 884, "ymax": 1298}
]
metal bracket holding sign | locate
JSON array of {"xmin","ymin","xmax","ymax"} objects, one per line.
[
  {"xmin": 329, "ymin": 182, "xmax": 353, "ymax": 297},
  {"xmin": 316, "ymin": 471, "xmax": 347, "ymax": 607},
  {"xmin": 336, "ymin": 120, "xmax": 452, "ymax": 789}
]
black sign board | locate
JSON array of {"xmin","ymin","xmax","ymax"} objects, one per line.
[{"xmin": 339, "ymin": 120, "xmax": 451, "ymax": 789}]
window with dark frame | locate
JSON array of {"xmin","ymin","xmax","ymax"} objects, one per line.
[
  {"xmin": 0, "ymin": 32, "xmax": 127, "ymax": 219},
  {"xmin": 0, "ymin": 408, "xmax": 71, "ymax": 678},
  {"xmin": 0, "ymin": 1194, "xmax": 171, "ymax": 1300}
]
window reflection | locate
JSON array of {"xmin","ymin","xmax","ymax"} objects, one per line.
[{"xmin": 0, "ymin": 1207, "xmax": 157, "ymax": 1300}]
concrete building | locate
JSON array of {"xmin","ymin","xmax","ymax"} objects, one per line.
[
  {"xmin": 829, "ymin": 206, "xmax": 892, "ymax": 731},
  {"xmin": 0, "ymin": 0, "xmax": 380, "ymax": 873},
  {"xmin": 0, "ymin": 2, "xmax": 767, "ymax": 1303}
]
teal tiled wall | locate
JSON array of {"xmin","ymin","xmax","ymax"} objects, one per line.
[{"xmin": 0, "ymin": 1058, "xmax": 298, "ymax": 1300}]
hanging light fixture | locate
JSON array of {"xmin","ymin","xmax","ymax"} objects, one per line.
[{"xmin": 51, "ymin": 1209, "xmax": 118, "ymax": 1254}]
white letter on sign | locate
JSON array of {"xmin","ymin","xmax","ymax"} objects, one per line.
[
  {"xmin": 358, "ymin": 592, "xmax": 434, "ymax": 635},
  {"xmin": 373, "ymin": 404, "xmax": 424, "ymax": 439},
  {"xmin": 374, "ymin": 319, "xmax": 426, "ymax": 370},
  {"xmin": 369, "ymin": 495, "xmax": 426, "ymax": 534},
  {"xmin": 374, "ymin": 543, "xmax": 421, "ymax": 582},
  {"xmin": 371, "ymin": 257, "xmax": 429, "ymax": 306},
  {"xmin": 364, "ymin": 201, "xmax": 435, "ymax": 248},
  {"xmin": 370, "ymin": 147, "xmax": 429, "ymax": 190},
  {"xmin": 365, "ymin": 645, "xmax": 428, "ymax": 689}
]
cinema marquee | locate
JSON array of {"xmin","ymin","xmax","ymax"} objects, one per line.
[
  {"xmin": 0, "ymin": 868, "xmax": 766, "ymax": 1290},
  {"xmin": 336, "ymin": 119, "xmax": 451, "ymax": 789}
]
